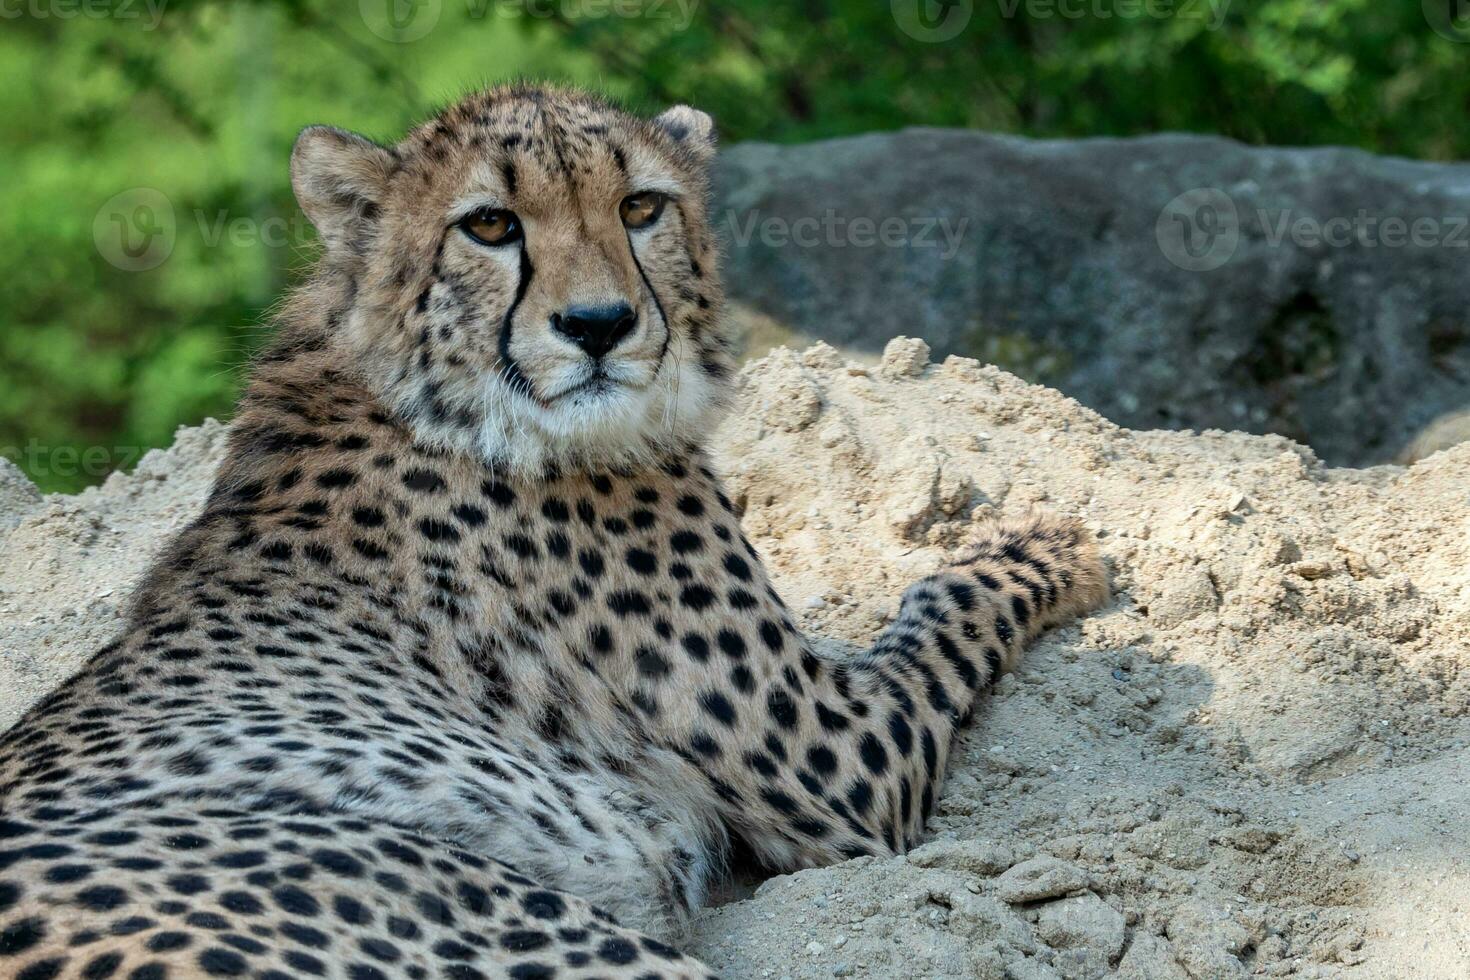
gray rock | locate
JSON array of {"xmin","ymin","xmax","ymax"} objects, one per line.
[
  {"xmin": 715, "ymin": 131, "xmax": 1470, "ymax": 465},
  {"xmin": 906, "ymin": 838, "xmax": 1017, "ymax": 877},
  {"xmin": 1035, "ymin": 893, "xmax": 1126, "ymax": 961},
  {"xmin": 996, "ymin": 856, "xmax": 1091, "ymax": 904},
  {"xmin": 1163, "ymin": 902, "xmax": 1252, "ymax": 979},
  {"xmin": 0, "ymin": 457, "xmax": 42, "ymax": 536},
  {"xmin": 879, "ymin": 336, "xmax": 931, "ymax": 379},
  {"xmin": 1116, "ymin": 933, "xmax": 1191, "ymax": 980},
  {"xmin": 1006, "ymin": 959, "xmax": 1063, "ymax": 980}
]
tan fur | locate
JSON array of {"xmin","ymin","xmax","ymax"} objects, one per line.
[{"xmin": 0, "ymin": 86, "xmax": 1106, "ymax": 980}]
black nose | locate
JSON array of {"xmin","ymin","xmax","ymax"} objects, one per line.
[{"xmin": 551, "ymin": 303, "xmax": 637, "ymax": 359}]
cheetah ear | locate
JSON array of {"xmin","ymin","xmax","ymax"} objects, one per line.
[
  {"xmin": 653, "ymin": 105, "xmax": 717, "ymax": 165},
  {"xmin": 291, "ymin": 125, "xmax": 396, "ymax": 254}
]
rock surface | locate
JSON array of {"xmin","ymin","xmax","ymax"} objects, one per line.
[
  {"xmin": 996, "ymin": 856, "xmax": 1092, "ymax": 904},
  {"xmin": 4, "ymin": 342, "xmax": 1470, "ymax": 978},
  {"xmin": 716, "ymin": 131, "xmax": 1470, "ymax": 465}
]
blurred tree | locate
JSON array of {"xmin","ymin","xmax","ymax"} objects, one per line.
[{"xmin": 2, "ymin": 0, "xmax": 1465, "ymax": 490}]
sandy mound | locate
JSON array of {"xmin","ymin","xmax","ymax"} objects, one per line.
[{"xmin": 3, "ymin": 341, "xmax": 1467, "ymax": 979}]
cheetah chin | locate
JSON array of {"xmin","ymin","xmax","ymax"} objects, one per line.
[{"xmin": 0, "ymin": 84, "xmax": 1108, "ymax": 980}]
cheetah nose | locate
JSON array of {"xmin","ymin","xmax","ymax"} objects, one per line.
[{"xmin": 550, "ymin": 303, "xmax": 637, "ymax": 359}]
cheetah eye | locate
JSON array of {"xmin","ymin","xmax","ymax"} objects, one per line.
[
  {"xmin": 620, "ymin": 192, "xmax": 667, "ymax": 231},
  {"xmin": 461, "ymin": 209, "xmax": 522, "ymax": 247}
]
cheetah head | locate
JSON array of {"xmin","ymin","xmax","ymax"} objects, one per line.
[{"xmin": 289, "ymin": 86, "xmax": 732, "ymax": 474}]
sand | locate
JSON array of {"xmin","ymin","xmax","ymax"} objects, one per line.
[{"xmin": 2, "ymin": 340, "xmax": 1467, "ymax": 979}]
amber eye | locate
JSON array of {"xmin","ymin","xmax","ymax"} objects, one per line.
[
  {"xmin": 461, "ymin": 209, "xmax": 522, "ymax": 246},
  {"xmin": 620, "ymin": 192, "xmax": 667, "ymax": 230}
]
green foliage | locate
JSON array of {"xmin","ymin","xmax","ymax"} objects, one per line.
[{"xmin": 3, "ymin": 0, "xmax": 1465, "ymax": 490}]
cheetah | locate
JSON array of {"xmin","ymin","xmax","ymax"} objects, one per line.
[{"xmin": 0, "ymin": 85, "xmax": 1108, "ymax": 980}]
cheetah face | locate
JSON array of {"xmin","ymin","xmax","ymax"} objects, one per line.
[{"xmin": 289, "ymin": 87, "xmax": 732, "ymax": 474}]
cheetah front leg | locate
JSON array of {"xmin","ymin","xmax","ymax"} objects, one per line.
[{"xmin": 705, "ymin": 512, "xmax": 1107, "ymax": 871}]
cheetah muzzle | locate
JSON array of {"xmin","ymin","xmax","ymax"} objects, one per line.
[{"xmin": 0, "ymin": 85, "xmax": 1109, "ymax": 980}]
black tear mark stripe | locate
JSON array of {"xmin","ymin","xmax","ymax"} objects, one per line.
[
  {"xmin": 626, "ymin": 229, "xmax": 674, "ymax": 372},
  {"xmin": 497, "ymin": 244, "xmax": 537, "ymax": 400}
]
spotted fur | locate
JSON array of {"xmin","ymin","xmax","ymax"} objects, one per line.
[{"xmin": 0, "ymin": 85, "xmax": 1107, "ymax": 979}]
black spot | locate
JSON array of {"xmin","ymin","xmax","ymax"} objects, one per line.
[
  {"xmin": 482, "ymin": 479, "xmax": 516, "ymax": 507},
  {"xmin": 634, "ymin": 647, "xmax": 671, "ymax": 678},
  {"xmin": 146, "ymin": 932, "xmax": 192, "ymax": 952},
  {"xmin": 577, "ymin": 550, "xmax": 605, "ymax": 579},
  {"xmin": 0, "ymin": 916, "xmax": 44, "ymax": 952},
  {"xmin": 351, "ymin": 507, "xmax": 386, "ymax": 528},
  {"xmin": 76, "ymin": 886, "xmax": 128, "ymax": 911},
  {"xmin": 859, "ymin": 733, "xmax": 889, "ymax": 775},
  {"xmin": 0, "ymin": 881, "xmax": 19, "ymax": 913},
  {"xmin": 806, "ymin": 745, "xmax": 838, "ymax": 776},
  {"xmin": 888, "ymin": 711, "xmax": 914, "ymax": 756},
  {"xmin": 699, "ymin": 690, "xmax": 737, "ymax": 727},
  {"xmin": 272, "ymin": 884, "xmax": 321, "ymax": 916},
  {"xmin": 767, "ymin": 688, "xmax": 798, "ymax": 730},
  {"xmin": 500, "ymin": 930, "xmax": 551, "ymax": 952},
  {"xmin": 508, "ymin": 966, "xmax": 554, "ymax": 980},
  {"xmin": 759, "ymin": 620, "xmax": 784, "ymax": 652},
  {"xmin": 607, "ymin": 591, "xmax": 650, "ymax": 617},
  {"xmin": 452, "ymin": 504, "xmax": 487, "ymax": 527},
  {"xmin": 315, "ymin": 468, "xmax": 358, "ymax": 490},
  {"xmin": 716, "ymin": 630, "xmax": 746, "ymax": 660},
  {"xmin": 213, "ymin": 850, "xmax": 267, "ymax": 870},
  {"xmin": 44, "ymin": 864, "xmax": 92, "ymax": 884},
  {"xmin": 81, "ymin": 951, "xmax": 124, "ymax": 979},
  {"xmin": 16, "ymin": 960, "xmax": 64, "ymax": 980},
  {"xmin": 166, "ymin": 873, "xmax": 211, "ymax": 896},
  {"xmin": 220, "ymin": 890, "xmax": 264, "ymax": 915},
  {"xmin": 598, "ymin": 936, "xmax": 639, "ymax": 965},
  {"xmin": 431, "ymin": 938, "xmax": 475, "ymax": 960},
  {"xmin": 681, "ymin": 633, "xmax": 710, "ymax": 662},
  {"xmin": 625, "ymin": 548, "xmax": 658, "ymax": 575},
  {"xmin": 679, "ymin": 584, "xmax": 716, "ymax": 610},
  {"xmin": 403, "ymin": 468, "xmax": 447, "ymax": 494},
  {"xmin": 521, "ymin": 890, "xmax": 566, "ymax": 920},
  {"xmin": 418, "ymin": 518, "xmax": 461, "ymax": 544},
  {"xmin": 197, "ymin": 947, "xmax": 249, "ymax": 977},
  {"xmin": 334, "ymin": 895, "xmax": 373, "ymax": 926}
]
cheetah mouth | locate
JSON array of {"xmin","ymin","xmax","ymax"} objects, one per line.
[{"xmin": 543, "ymin": 362, "xmax": 652, "ymax": 404}]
